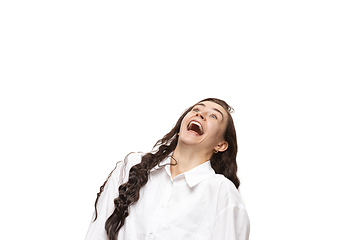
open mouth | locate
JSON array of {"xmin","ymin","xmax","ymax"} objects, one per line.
[{"xmin": 187, "ymin": 120, "xmax": 204, "ymax": 136}]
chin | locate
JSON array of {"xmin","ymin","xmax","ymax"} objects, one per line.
[{"xmin": 179, "ymin": 132, "xmax": 205, "ymax": 146}]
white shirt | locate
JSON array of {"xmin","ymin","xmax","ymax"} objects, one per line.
[{"xmin": 85, "ymin": 152, "xmax": 250, "ymax": 240}]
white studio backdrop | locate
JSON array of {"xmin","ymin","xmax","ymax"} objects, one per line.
[{"xmin": 0, "ymin": 1, "xmax": 359, "ymax": 240}]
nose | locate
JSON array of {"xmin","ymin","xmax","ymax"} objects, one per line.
[{"xmin": 196, "ymin": 113, "xmax": 205, "ymax": 120}]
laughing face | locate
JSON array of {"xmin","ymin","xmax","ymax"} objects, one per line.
[{"xmin": 178, "ymin": 101, "xmax": 229, "ymax": 153}]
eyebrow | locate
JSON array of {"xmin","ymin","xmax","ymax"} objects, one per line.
[{"xmin": 195, "ymin": 103, "xmax": 224, "ymax": 121}]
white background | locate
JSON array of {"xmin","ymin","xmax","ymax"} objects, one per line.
[{"xmin": 1, "ymin": 1, "xmax": 359, "ymax": 239}]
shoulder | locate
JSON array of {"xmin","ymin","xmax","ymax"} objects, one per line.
[
  {"xmin": 108, "ymin": 152, "xmax": 144, "ymax": 185},
  {"xmin": 112, "ymin": 152, "xmax": 143, "ymax": 174},
  {"xmin": 208, "ymin": 173, "xmax": 239, "ymax": 192},
  {"xmin": 206, "ymin": 174, "xmax": 246, "ymax": 209},
  {"xmin": 121, "ymin": 152, "xmax": 144, "ymax": 175},
  {"xmin": 125, "ymin": 152, "xmax": 143, "ymax": 167}
]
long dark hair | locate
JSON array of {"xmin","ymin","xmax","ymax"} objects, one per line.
[{"xmin": 93, "ymin": 98, "xmax": 239, "ymax": 240}]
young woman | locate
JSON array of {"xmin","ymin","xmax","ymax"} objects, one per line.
[{"xmin": 85, "ymin": 98, "xmax": 250, "ymax": 240}]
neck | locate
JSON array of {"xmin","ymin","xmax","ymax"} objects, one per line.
[{"xmin": 170, "ymin": 143, "xmax": 212, "ymax": 179}]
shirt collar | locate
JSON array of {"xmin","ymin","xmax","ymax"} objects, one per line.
[
  {"xmin": 180, "ymin": 160, "xmax": 215, "ymax": 187},
  {"xmin": 152, "ymin": 155, "xmax": 215, "ymax": 188}
]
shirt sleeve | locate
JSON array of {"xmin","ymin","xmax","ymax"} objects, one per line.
[
  {"xmin": 85, "ymin": 152, "xmax": 142, "ymax": 240},
  {"xmin": 211, "ymin": 203, "xmax": 250, "ymax": 240}
]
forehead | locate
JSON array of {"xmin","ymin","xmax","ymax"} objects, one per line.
[
  {"xmin": 195, "ymin": 101, "xmax": 228, "ymax": 118},
  {"xmin": 196, "ymin": 101, "xmax": 226, "ymax": 111}
]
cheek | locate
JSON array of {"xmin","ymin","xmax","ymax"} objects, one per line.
[
  {"xmin": 208, "ymin": 123, "xmax": 225, "ymax": 139},
  {"xmin": 180, "ymin": 114, "xmax": 192, "ymax": 131},
  {"xmin": 181, "ymin": 115, "xmax": 190, "ymax": 127}
]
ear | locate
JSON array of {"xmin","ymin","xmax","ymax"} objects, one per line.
[{"xmin": 216, "ymin": 141, "xmax": 228, "ymax": 152}]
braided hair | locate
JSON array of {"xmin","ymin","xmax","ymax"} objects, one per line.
[{"xmin": 93, "ymin": 98, "xmax": 240, "ymax": 240}]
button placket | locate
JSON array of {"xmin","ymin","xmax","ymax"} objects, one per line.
[{"xmin": 147, "ymin": 181, "xmax": 174, "ymax": 238}]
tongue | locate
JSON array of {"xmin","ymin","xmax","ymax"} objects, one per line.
[{"xmin": 189, "ymin": 129, "xmax": 199, "ymax": 135}]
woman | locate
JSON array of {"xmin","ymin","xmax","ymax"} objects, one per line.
[{"xmin": 85, "ymin": 98, "xmax": 250, "ymax": 240}]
